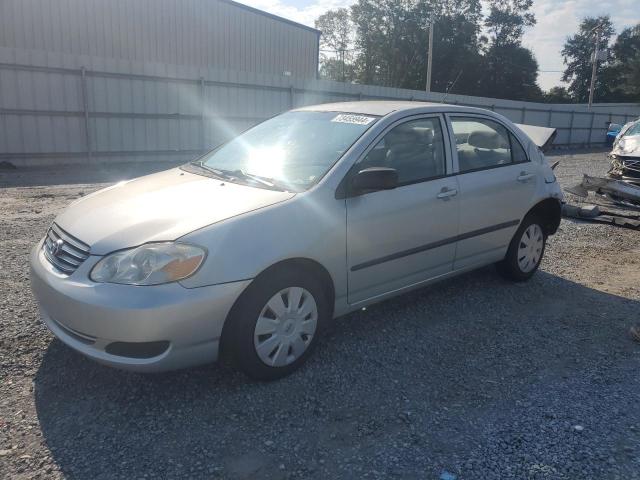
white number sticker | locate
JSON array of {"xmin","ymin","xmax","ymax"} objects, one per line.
[{"xmin": 331, "ymin": 114, "xmax": 375, "ymax": 125}]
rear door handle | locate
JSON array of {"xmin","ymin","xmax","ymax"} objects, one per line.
[
  {"xmin": 517, "ymin": 172, "xmax": 535, "ymax": 182},
  {"xmin": 436, "ymin": 187, "xmax": 458, "ymax": 199}
]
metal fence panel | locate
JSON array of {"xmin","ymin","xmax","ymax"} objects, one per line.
[{"xmin": 0, "ymin": 50, "xmax": 639, "ymax": 167}]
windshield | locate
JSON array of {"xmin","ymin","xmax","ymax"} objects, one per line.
[
  {"xmin": 198, "ymin": 111, "xmax": 378, "ymax": 191},
  {"xmin": 622, "ymin": 121, "xmax": 640, "ymax": 137}
]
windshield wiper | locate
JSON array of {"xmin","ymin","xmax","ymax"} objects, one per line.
[
  {"xmin": 219, "ymin": 168, "xmax": 290, "ymax": 192},
  {"xmin": 237, "ymin": 170, "xmax": 297, "ymax": 192},
  {"xmin": 233, "ymin": 170, "xmax": 277, "ymax": 188},
  {"xmin": 241, "ymin": 172, "xmax": 299, "ymax": 192},
  {"xmin": 188, "ymin": 162, "xmax": 291, "ymax": 192},
  {"xmin": 188, "ymin": 162, "xmax": 240, "ymax": 183},
  {"xmin": 185, "ymin": 160, "xmax": 225, "ymax": 179}
]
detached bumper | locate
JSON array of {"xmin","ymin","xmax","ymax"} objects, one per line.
[{"xmin": 29, "ymin": 240, "xmax": 251, "ymax": 372}]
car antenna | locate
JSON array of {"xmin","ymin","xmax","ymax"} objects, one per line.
[{"xmin": 441, "ymin": 70, "xmax": 463, "ymax": 104}]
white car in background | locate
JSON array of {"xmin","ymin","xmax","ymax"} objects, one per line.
[
  {"xmin": 609, "ymin": 118, "xmax": 640, "ymax": 185},
  {"xmin": 30, "ymin": 101, "xmax": 563, "ymax": 380}
]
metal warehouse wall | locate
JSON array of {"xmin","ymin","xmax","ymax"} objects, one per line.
[
  {"xmin": 0, "ymin": 46, "xmax": 639, "ymax": 167},
  {"xmin": 0, "ymin": 0, "xmax": 320, "ymax": 78}
]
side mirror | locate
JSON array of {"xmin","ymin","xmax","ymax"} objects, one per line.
[{"xmin": 351, "ymin": 167, "xmax": 398, "ymax": 195}]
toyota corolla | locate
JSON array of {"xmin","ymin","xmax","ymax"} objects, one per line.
[{"xmin": 30, "ymin": 101, "xmax": 563, "ymax": 380}]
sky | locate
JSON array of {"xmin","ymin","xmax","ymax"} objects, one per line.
[{"xmin": 237, "ymin": 0, "xmax": 640, "ymax": 91}]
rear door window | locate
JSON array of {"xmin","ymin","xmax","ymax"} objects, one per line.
[
  {"xmin": 510, "ymin": 133, "xmax": 529, "ymax": 163},
  {"xmin": 451, "ymin": 117, "xmax": 519, "ymax": 173}
]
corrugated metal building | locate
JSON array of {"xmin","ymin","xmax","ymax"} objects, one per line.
[
  {"xmin": 0, "ymin": 0, "xmax": 323, "ymax": 166},
  {"xmin": 0, "ymin": 0, "xmax": 320, "ymax": 78}
]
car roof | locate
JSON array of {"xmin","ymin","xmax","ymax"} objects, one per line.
[
  {"xmin": 294, "ymin": 101, "xmax": 556, "ymax": 148},
  {"xmin": 293, "ymin": 100, "xmax": 480, "ymax": 116}
]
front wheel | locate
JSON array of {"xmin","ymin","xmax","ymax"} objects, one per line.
[
  {"xmin": 497, "ymin": 215, "xmax": 547, "ymax": 282},
  {"xmin": 224, "ymin": 269, "xmax": 329, "ymax": 381}
]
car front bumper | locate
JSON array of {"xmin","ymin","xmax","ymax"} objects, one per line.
[
  {"xmin": 29, "ymin": 240, "xmax": 251, "ymax": 372},
  {"xmin": 609, "ymin": 155, "xmax": 640, "ymax": 185}
]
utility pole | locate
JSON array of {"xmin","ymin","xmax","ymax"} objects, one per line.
[
  {"xmin": 426, "ymin": 13, "xmax": 434, "ymax": 93},
  {"xmin": 588, "ymin": 24, "xmax": 602, "ymax": 109}
]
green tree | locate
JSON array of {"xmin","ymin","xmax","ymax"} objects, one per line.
[
  {"xmin": 561, "ymin": 16, "xmax": 616, "ymax": 103},
  {"xmin": 315, "ymin": 9, "xmax": 355, "ymax": 82},
  {"xmin": 476, "ymin": 0, "xmax": 542, "ymax": 100},
  {"xmin": 543, "ymin": 86, "xmax": 573, "ymax": 103},
  {"xmin": 315, "ymin": 0, "xmax": 545, "ymax": 101},
  {"xmin": 479, "ymin": 45, "xmax": 543, "ymax": 100},
  {"xmin": 484, "ymin": 0, "xmax": 535, "ymax": 46},
  {"xmin": 318, "ymin": 57, "xmax": 356, "ymax": 82},
  {"xmin": 610, "ymin": 24, "xmax": 640, "ymax": 101},
  {"xmin": 349, "ymin": 0, "xmax": 484, "ymax": 91},
  {"xmin": 350, "ymin": 0, "xmax": 426, "ymax": 87},
  {"xmin": 430, "ymin": 11, "xmax": 485, "ymax": 95}
]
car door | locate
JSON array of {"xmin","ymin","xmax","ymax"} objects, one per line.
[
  {"xmin": 345, "ymin": 115, "xmax": 460, "ymax": 304},
  {"xmin": 446, "ymin": 114, "xmax": 538, "ymax": 270}
]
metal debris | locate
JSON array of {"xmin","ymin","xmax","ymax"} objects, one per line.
[
  {"xmin": 561, "ymin": 203, "xmax": 640, "ymax": 230},
  {"xmin": 562, "ymin": 204, "xmax": 600, "ymax": 218},
  {"xmin": 565, "ymin": 174, "xmax": 640, "ymax": 207}
]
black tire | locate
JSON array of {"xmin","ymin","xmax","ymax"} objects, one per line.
[
  {"xmin": 224, "ymin": 268, "xmax": 329, "ymax": 381},
  {"xmin": 497, "ymin": 214, "xmax": 547, "ymax": 282}
]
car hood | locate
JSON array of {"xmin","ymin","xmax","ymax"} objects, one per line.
[
  {"xmin": 612, "ymin": 133, "xmax": 640, "ymax": 158},
  {"xmin": 55, "ymin": 168, "xmax": 295, "ymax": 255}
]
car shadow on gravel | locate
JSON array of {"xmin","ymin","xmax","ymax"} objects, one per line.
[{"xmin": 33, "ymin": 269, "xmax": 640, "ymax": 479}]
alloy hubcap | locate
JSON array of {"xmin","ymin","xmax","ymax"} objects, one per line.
[
  {"xmin": 253, "ymin": 287, "xmax": 318, "ymax": 367},
  {"xmin": 517, "ymin": 224, "xmax": 544, "ymax": 273}
]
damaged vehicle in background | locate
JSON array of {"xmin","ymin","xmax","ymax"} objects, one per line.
[{"xmin": 608, "ymin": 118, "xmax": 640, "ymax": 185}]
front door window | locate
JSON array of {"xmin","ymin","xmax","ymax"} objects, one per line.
[{"xmin": 358, "ymin": 118, "xmax": 446, "ymax": 185}]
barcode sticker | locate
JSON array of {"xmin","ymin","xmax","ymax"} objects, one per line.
[{"xmin": 331, "ymin": 114, "xmax": 375, "ymax": 125}]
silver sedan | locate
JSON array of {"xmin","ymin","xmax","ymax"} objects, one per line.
[{"xmin": 30, "ymin": 101, "xmax": 563, "ymax": 380}]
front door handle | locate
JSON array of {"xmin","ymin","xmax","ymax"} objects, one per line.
[
  {"xmin": 436, "ymin": 187, "xmax": 458, "ymax": 199},
  {"xmin": 517, "ymin": 172, "xmax": 535, "ymax": 182}
]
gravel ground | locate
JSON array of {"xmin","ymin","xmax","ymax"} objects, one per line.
[{"xmin": 1, "ymin": 149, "xmax": 639, "ymax": 480}]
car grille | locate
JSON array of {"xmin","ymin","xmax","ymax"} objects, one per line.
[
  {"xmin": 621, "ymin": 158, "xmax": 640, "ymax": 168},
  {"xmin": 42, "ymin": 223, "xmax": 91, "ymax": 275},
  {"xmin": 617, "ymin": 157, "xmax": 640, "ymax": 179}
]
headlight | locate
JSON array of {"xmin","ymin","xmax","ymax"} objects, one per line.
[{"xmin": 90, "ymin": 242, "xmax": 206, "ymax": 285}]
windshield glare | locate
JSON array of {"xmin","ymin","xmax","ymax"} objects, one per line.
[{"xmin": 200, "ymin": 111, "xmax": 378, "ymax": 190}]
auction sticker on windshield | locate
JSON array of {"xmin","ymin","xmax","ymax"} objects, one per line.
[{"xmin": 331, "ymin": 114, "xmax": 375, "ymax": 125}]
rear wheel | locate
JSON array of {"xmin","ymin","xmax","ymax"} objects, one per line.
[
  {"xmin": 497, "ymin": 215, "xmax": 546, "ymax": 281},
  {"xmin": 225, "ymin": 269, "xmax": 329, "ymax": 381}
]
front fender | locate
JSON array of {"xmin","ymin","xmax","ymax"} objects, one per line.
[{"xmin": 178, "ymin": 186, "xmax": 347, "ymax": 299}]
